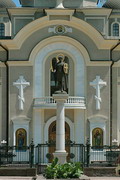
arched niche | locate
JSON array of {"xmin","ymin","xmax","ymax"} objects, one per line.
[
  {"xmin": 31, "ymin": 36, "xmax": 89, "ymax": 98},
  {"xmin": 45, "ymin": 53, "xmax": 74, "ymax": 96}
]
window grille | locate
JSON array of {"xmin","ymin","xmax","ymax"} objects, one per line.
[
  {"xmin": 112, "ymin": 23, "xmax": 119, "ymax": 36},
  {"xmin": 0, "ymin": 23, "xmax": 5, "ymax": 36}
]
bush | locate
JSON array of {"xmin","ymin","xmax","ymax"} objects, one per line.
[{"xmin": 43, "ymin": 158, "xmax": 83, "ymax": 179}]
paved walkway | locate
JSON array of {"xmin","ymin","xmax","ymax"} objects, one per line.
[
  {"xmin": 0, "ymin": 178, "xmax": 33, "ymax": 180},
  {"xmin": 90, "ymin": 178, "xmax": 120, "ymax": 180},
  {"xmin": 0, "ymin": 176, "xmax": 120, "ymax": 180}
]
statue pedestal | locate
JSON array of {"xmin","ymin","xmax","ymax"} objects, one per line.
[
  {"xmin": 53, "ymin": 93, "xmax": 68, "ymax": 164},
  {"xmin": 53, "ymin": 152, "xmax": 68, "ymax": 164}
]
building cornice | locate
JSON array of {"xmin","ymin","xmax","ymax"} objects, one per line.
[
  {"xmin": 7, "ymin": 61, "xmax": 32, "ymax": 66},
  {"xmin": 0, "ymin": 15, "xmax": 118, "ymax": 51}
]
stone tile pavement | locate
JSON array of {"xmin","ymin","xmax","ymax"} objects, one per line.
[
  {"xmin": 89, "ymin": 178, "xmax": 120, "ymax": 180},
  {"xmin": 0, "ymin": 176, "xmax": 120, "ymax": 180},
  {"xmin": 0, "ymin": 177, "xmax": 33, "ymax": 180}
]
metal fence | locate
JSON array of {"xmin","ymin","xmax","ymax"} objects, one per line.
[
  {"xmin": 90, "ymin": 146, "xmax": 120, "ymax": 166},
  {"xmin": 0, "ymin": 142, "xmax": 34, "ymax": 167},
  {"xmin": 0, "ymin": 143, "xmax": 120, "ymax": 170},
  {"xmin": 35, "ymin": 143, "xmax": 87, "ymax": 165}
]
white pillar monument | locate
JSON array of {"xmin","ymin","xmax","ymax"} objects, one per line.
[
  {"xmin": 90, "ymin": 76, "xmax": 107, "ymax": 110},
  {"xmin": 13, "ymin": 76, "xmax": 30, "ymax": 110},
  {"xmin": 53, "ymin": 93, "xmax": 68, "ymax": 164}
]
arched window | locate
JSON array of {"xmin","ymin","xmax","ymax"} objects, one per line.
[
  {"xmin": 0, "ymin": 23, "xmax": 5, "ymax": 36},
  {"xmin": 16, "ymin": 128, "xmax": 27, "ymax": 147},
  {"xmin": 92, "ymin": 127, "xmax": 103, "ymax": 146},
  {"xmin": 112, "ymin": 23, "xmax": 119, "ymax": 37}
]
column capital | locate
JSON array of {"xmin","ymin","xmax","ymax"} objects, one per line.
[{"xmin": 53, "ymin": 94, "xmax": 69, "ymax": 102}]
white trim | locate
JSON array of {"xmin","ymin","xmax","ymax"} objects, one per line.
[
  {"xmin": 44, "ymin": 116, "xmax": 74, "ymax": 143},
  {"xmin": 88, "ymin": 115, "xmax": 107, "ymax": 146},
  {"xmin": 85, "ymin": 17, "xmax": 105, "ymax": 35},
  {"xmin": 7, "ymin": 61, "xmax": 32, "ymax": 67},
  {"xmin": 1, "ymin": 16, "xmax": 117, "ymax": 50},
  {"xmin": 30, "ymin": 36, "xmax": 88, "ymax": 97},
  {"xmin": 14, "ymin": 17, "xmax": 34, "ymax": 35},
  {"xmin": 11, "ymin": 116, "xmax": 30, "ymax": 146}
]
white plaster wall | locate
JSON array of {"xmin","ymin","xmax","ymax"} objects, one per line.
[
  {"xmin": 74, "ymin": 110, "xmax": 85, "ymax": 144},
  {"xmin": 32, "ymin": 109, "xmax": 44, "ymax": 145},
  {"xmin": 0, "ymin": 81, "xmax": 2, "ymax": 143},
  {"xmin": 117, "ymin": 84, "xmax": 120, "ymax": 144}
]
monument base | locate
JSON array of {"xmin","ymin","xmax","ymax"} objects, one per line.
[
  {"xmin": 54, "ymin": 90, "xmax": 67, "ymax": 94},
  {"xmin": 53, "ymin": 152, "xmax": 68, "ymax": 164}
]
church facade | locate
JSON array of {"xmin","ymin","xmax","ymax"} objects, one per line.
[{"xmin": 0, "ymin": 0, "xmax": 120, "ymax": 149}]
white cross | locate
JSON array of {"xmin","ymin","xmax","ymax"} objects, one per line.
[
  {"xmin": 13, "ymin": 76, "xmax": 30, "ymax": 110},
  {"xmin": 90, "ymin": 76, "xmax": 107, "ymax": 110}
]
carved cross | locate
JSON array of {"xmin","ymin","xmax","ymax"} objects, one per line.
[
  {"xmin": 90, "ymin": 76, "xmax": 107, "ymax": 110},
  {"xmin": 13, "ymin": 76, "xmax": 30, "ymax": 110}
]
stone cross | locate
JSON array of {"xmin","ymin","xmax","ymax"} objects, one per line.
[
  {"xmin": 90, "ymin": 76, "xmax": 107, "ymax": 110},
  {"xmin": 13, "ymin": 76, "xmax": 30, "ymax": 110}
]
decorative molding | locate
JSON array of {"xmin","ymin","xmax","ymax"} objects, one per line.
[
  {"xmin": 81, "ymin": 8, "xmax": 112, "ymax": 17},
  {"xmin": 11, "ymin": 115, "xmax": 30, "ymax": 124},
  {"xmin": 87, "ymin": 61, "xmax": 112, "ymax": 67},
  {"xmin": 44, "ymin": 116, "xmax": 74, "ymax": 143},
  {"xmin": 0, "ymin": 16, "xmax": 118, "ymax": 50},
  {"xmin": 90, "ymin": 76, "xmax": 107, "ymax": 110},
  {"xmin": 48, "ymin": 25, "xmax": 72, "ymax": 34},
  {"xmin": 88, "ymin": 115, "xmax": 108, "ymax": 122},
  {"xmin": 7, "ymin": 61, "xmax": 32, "ymax": 67},
  {"xmin": 13, "ymin": 76, "xmax": 30, "ymax": 110}
]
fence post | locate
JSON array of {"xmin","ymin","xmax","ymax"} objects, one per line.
[
  {"xmin": 30, "ymin": 140, "xmax": 34, "ymax": 168},
  {"xmin": 86, "ymin": 139, "xmax": 90, "ymax": 167}
]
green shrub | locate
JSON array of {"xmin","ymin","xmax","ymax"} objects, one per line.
[{"xmin": 43, "ymin": 158, "xmax": 83, "ymax": 179}]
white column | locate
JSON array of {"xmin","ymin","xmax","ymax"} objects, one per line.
[
  {"xmin": 74, "ymin": 110, "xmax": 85, "ymax": 144},
  {"xmin": 53, "ymin": 94, "xmax": 68, "ymax": 164}
]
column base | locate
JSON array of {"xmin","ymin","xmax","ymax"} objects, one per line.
[{"xmin": 53, "ymin": 152, "xmax": 68, "ymax": 164}]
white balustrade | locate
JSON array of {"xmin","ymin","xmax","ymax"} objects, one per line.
[{"xmin": 34, "ymin": 96, "xmax": 85, "ymax": 108}]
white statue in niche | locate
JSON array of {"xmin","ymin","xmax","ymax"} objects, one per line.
[
  {"xmin": 13, "ymin": 76, "xmax": 30, "ymax": 110},
  {"xmin": 90, "ymin": 76, "xmax": 107, "ymax": 110}
]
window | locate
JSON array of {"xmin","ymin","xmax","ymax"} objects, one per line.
[
  {"xmin": 0, "ymin": 23, "xmax": 5, "ymax": 36},
  {"xmin": 112, "ymin": 23, "xmax": 119, "ymax": 37}
]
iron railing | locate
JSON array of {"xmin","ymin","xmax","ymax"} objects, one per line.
[
  {"xmin": 90, "ymin": 146, "xmax": 120, "ymax": 166},
  {"xmin": 0, "ymin": 143, "xmax": 120, "ymax": 170}
]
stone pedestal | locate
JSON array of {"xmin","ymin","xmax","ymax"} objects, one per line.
[{"xmin": 53, "ymin": 93, "xmax": 68, "ymax": 164}]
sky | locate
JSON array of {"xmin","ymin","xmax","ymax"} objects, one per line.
[
  {"xmin": 12, "ymin": 0, "xmax": 21, "ymax": 7},
  {"xmin": 12, "ymin": 0, "xmax": 106, "ymax": 7}
]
